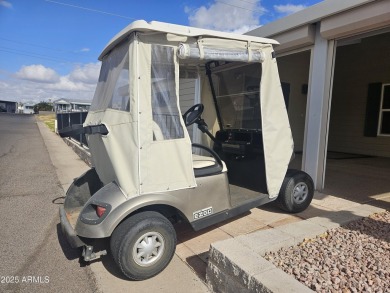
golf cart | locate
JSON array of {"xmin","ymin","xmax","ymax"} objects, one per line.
[{"xmin": 59, "ymin": 20, "xmax": 314, "ymax": 281}]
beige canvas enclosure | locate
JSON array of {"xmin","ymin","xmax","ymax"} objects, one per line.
[{"xmin": 84, "ymin": 20, "xmax": 293, "ymax": 198}]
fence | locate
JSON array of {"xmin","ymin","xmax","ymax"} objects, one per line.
[
  {"xmin": 56, "ymin": 111, "xmax": 88, "ymax": 146},
  {"xmin": 153, "ymin": 113, "xmax": 184, "ymax": 139},
  {"xmin": 56, "ymin": 112, "xmax": 183, "ymax": 146}
]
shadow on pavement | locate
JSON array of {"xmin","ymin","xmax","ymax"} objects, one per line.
[
  {"xmin": 100, "ymin": 255, "xmax": 130, "ymax": 281},
  {"xmin": 56, "ymin": 223, "xmax": 82, "ymax": 261}
]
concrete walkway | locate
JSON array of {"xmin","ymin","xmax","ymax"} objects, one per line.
[
  {"xmin": 37, "ymin": 121, "xmax": 210, "ymax": 293},
  {"xmin": 172, "ymin": 155, "xmax": 390, "ymax": 291},
  {"xmin": 41, "ymin": 120, "xmax": 390, "ymax": 292}
]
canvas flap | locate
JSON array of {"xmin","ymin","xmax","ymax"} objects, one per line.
[
  {"xmin": 85, "ymin": 37, "xmax": 140, "ymax": 197},
  {"xmin": 137, "ymin": 36, "xmax": 196, "ymax": 194},
  {"xmin": 260, "ymin": 46, "xmax": 294, "ymax": 197}
]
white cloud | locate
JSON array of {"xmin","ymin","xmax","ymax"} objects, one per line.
[
  {"xmin": 15, "ymin": 65, "xmax": 60, "ymax": 83},
  {"xmin": 80, "ymin": 48, "xmax": 90, "ymax": 52},
  {"xmin": 0, "ymin": 0, "xmax": 12, "ymax": 8},
  {"xmin": 273, "ymin": 4, "xmax": 306, "ymax": 15},
  {"xmin": 69, "ymin": 62, "xmax": 100, "ymax": 84},
  {"xmin": 186, "ymin": 0, "xmax": 265, "ymax": 34},
  {"xmin": 46, "ymin": 76, "xmax": 92, "ymax": 91},
  {"xmin": 1, "ymin": 63, "xmax": 101, "ymax": 103},
  {"xmin": 230, "ymin": 25, "xmax": 261, "ymax": 35}
]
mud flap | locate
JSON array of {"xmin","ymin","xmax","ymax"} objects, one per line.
[{"xmin": 60, "ymin": 168, "xmax": 103, "ymax": 249}]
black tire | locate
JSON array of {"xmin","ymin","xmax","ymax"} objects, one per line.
[
  {"xmin": 110, "ymin": 211, "xmax": 177, "ymax": 280},
  {"xmin": 277, "ymin": 169, "xmax": 314, "ymax": 213}
]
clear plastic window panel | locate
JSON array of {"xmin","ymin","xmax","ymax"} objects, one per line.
[
  {"xmin": 109, "ymin": 68, "xmax": 130, "ymax": 111},
  {"xmin": 151, "ymin": 45, "xmax": 184, "ymax": 140},
  {"xmin": 213, "ymin": 63, "xmax": 262, "ymax": 130},
  {"xmin": 90, "ymin": 40, "xmax": 130, "ymax": 112}
]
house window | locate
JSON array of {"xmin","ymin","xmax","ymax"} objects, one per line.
[{"xmin": 378, "ymin": 84, "xmax": 390, "ymax": 136}]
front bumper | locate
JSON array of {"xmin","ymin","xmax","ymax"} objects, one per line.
[{"xmin": 59, "ymin": 206, "xmax": 85, "ymax": 248}]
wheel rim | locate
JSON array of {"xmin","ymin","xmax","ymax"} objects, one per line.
[
  {"xmin": 132, "ymin": 232, "xmax": 165, "ymax": 267},
  {"xmin": 292, "ymin": 182, "xmax": 308, "ymax": 204}
]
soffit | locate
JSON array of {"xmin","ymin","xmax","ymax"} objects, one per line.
[{"xmin": 321, "ymin": 0, "xmax": 390, "ymax": 39}]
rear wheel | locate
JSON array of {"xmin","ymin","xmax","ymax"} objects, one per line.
[
  {"xmin": 277, "ymin": 170, "xmax": 314, "ymax": 213},
  {"xmin": 110, "ymin": 211, "xmax": 176, "ymax": 280}
]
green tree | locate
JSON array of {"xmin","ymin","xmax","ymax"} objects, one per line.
[{"xmin": 34, "ymin": 102, "xmax": 53, "ymax": 112}]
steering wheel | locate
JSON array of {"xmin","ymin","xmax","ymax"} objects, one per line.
[{"xmin": 182, "ymin": 104, "xmax": 204, "ymax": 126}]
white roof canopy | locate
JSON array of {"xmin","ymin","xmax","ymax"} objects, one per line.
[{"xmin": 99, "ymin": 20, "xmax": 279, "ymax": 60}]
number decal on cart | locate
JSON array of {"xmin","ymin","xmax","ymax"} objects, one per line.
[{"xmin": 193, "ymin": 207, "xmax": 213, "ymax": 220}]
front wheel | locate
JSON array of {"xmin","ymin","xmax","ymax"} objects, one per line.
[
  {"xmin": 277, "ymin": 170, "xmax": 314, "ymax": 213},
  {"xmin": 110, "ymin": 211, "xmax": 177, "ymax": 280}
]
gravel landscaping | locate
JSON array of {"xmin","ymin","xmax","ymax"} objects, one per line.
[{"xmin": 264, "ymin": 211, "xmax": 390, "ymax": 292}]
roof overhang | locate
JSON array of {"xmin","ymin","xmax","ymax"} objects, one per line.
[
  {"xmin": 246, "ymin": 0, "xmax": 390, "ymax": 53},
  {"xmin": 54, "ymin": 100, "xmax": 70, "ymax": 105},
  {"xmin": 71, "ymin": 102, "xmax": 91, "ymax": 105},
  {"xmin": 246, "ymin": 0, "xmax": 375, "ymax": 38},
  {"xmin": 265, "ymin": 24, "xmax": 316, "ymax": 54},
  {"xmin": 320, "ymin": 0, "xmax": 390, "ymax": 40}
]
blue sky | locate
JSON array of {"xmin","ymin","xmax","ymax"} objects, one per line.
[{"xmin": 0, "ymin": 0, "xmax": 322, "ymax": 103}]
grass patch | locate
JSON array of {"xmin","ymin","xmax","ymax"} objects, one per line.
[{"xmin": 37, "ymin": 113, "xmax": 56, "ymax": 132}]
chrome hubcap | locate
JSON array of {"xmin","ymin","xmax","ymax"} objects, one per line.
[
  {"xmin": 292, "ymin": 182, "xmax": 308, "ymax": 204},
  {"xmin": 132, "ymin": 232, "xmax": 165, "ymax": 267}
]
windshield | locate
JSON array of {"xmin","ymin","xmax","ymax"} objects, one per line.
[
  {"xmin": 89, "ymin": 40, "xmax": 130, "ymax": 112},
  {"xmin": 212, "ymin": 63, "xmax": 262, "ymax": 130}
]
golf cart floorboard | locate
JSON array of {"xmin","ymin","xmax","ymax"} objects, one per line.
[
  {"xmin": 229, "ymin": 184, "xmax": 265, "ymax": 207},
  {"xmin": 191, "ymin": 185, "xmax": 273, "ymax": 231}
]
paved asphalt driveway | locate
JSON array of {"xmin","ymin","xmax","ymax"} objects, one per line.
[{"xmin": 0, "ymin": 114, "xmax": 98, "ymax": 293}]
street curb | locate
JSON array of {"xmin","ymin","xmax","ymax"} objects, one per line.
[
  {"xmin": 62, "ymin": 138, "xmax": 92, "ymax": 167},
  {"xmin": 206, "ymin": 204, "xmax": 385, "ymax": 293}
]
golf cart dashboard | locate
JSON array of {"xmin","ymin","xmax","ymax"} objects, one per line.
[{"xmin": 214, "ymin": 129, "xmax": 263, "ymax": 157}]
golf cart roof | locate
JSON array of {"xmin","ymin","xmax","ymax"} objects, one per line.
[{"xmin": 99, "ymin": 20, "xmax": 279, "ymax": 60}]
